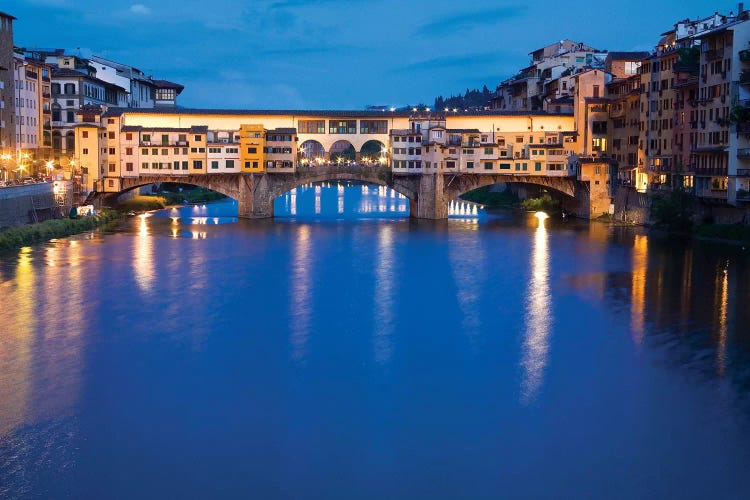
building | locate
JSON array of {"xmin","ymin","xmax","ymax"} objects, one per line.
[
  {"xmin": 90, "ymin": 55, "xmax": 156, "ymax": 108},
  {"xmin": 0, "ymin": 11, "xmax": 16, "ymax": 157},
  {"xmin": 153, "ymin": 80, "xmax": 184, "ymax": 108},
  {"xmin": 13, "ymin": 52, "xmax": 53, "ymax": 172}
]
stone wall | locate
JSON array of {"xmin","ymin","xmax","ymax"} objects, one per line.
[
  {"xmin": 613, "ymin": 186, "xmax": 650, "ymax": 225},
  {"xmin": 0, "ymin": 183, "xmax": 57, "ymax": 228}
]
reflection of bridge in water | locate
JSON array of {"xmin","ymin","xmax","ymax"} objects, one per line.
[{"xmin": 101, "ymin": 164, "xmax": 596, "ymax": 220}]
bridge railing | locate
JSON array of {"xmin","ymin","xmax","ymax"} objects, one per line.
[{"xmin": 294, "ymin": 164, "xmax": 393, "ymax": 179}]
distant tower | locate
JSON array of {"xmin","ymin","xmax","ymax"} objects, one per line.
[{"xmin": 0, "ymin": 11, "xmax": 16, "ymax": 153}]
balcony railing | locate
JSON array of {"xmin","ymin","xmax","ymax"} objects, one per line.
[
  {"xmin": 737, "ymin": 169, "xmax": 750, "ymax": 176},
  {"xmin": 738, "ymin": 148, "xmax": 750, "ymax": 159}
]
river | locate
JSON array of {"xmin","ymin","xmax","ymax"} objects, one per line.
[{"xmin": 1, "ymin": 183, "xmax": 750, "ymax": 499}]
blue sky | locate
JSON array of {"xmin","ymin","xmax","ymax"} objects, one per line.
[{"xmin": 10, "ymin": 0, "xmax": 742, "ymax": 109}]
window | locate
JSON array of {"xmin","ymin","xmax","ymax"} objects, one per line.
[
  {"xmin": 126, "ymin": 133, "xmax": 133, "ymax": 141},
  {"xmin": 173, "ymin": 161, "xmax": 180, "ymax": 170},
  {"xmin": 360, "ymin": 120, "xmax": 387, "ymax": 134},
  {"xmin": 247, "ymin": 147, "xmax": 257, "ymax": 154},
  {"xmin": 499, "ymin": 163, "xmax": 511, "ymax": 170},
  {"xmin": 126, "ymin": 162, "xmax": 133, "ymax": 172},
  {"xmin": 593, "ymin": 85, "xmax": 600, "ymax": 98},
  {"xmin": 194, "ymin": 135, "xmax": 201, "ymax": 141},
  {"xmin": 162, "ymin": 149, "xmax": 168, "ymax": 155},
  {"xmin": 161, "ymin": 134, "xmax": 169, "ymax": 145},
  {"xmin": 328, "ymin": 120, "xmax": 357, "ymax": 134},
  {"xmin": 226, "ymin": 160, "xmax": 235, "ymax": 169},
  {"xmin": 142, "ymin": 162, "xmax": 149, "ymax": 169},
  {"xmin": 109, "ymin": 148, "xmax": 115, "ymax": 154},
  {"xmin": 446, "ymin": 161, "xmax": 456, "ymax": 168},
  {"xmin": 467, "ymin": 161, "xmax": 474, "ymax": 169},
  {"xmin": 193, "ymin": 160, "xmax": 203, "ymax": 169},
  {"xmin": 142, "ymin": 149, "xmax": 149, "ymax": 155},
  {"xmin": 484, "ymin": 148, "xmax": 493, "ymax": 155},
  {"xmin": 82, "ymin": 130, "xmax": 89, "ymax": 138},
  {"xmin": 66, "ymin": 111, "xmax": 75, "ymax": 123},
  {"xmin": 107, "ymin": 163, "xmax": 116, "ymax": 173},
  {"xmin": 142, "ymin": 134, "xmax": 151, "ymax": 142},
  {"xmin": 152, "ymin": 148, "xmax": 158, "ymax": 155},
  {"xmin": 182, "ymin": 161, "xmax": 188, "ymax": 170},
  {"xmin": 83, "ymin": 148, "xmax": 89, "ymax": 154},
  {"xmin": 211, "ymin": 160, "xmax": 219, "ymax": 169},
  {"xmin": 535, "ymin": 162, "xmax": 542, "ymax": 171},
  {"xmin": 484, "ymin": 162, "xmax": 493, "ymax": 170},
  {"xmin": 126, "ymin": 147, "xmax": 133, "ymax": 155},
  {"xmin": 108, "ymin": 131, "xmax": 115, "ymax": 139}
]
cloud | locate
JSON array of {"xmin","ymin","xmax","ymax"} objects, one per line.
[
  {"xmin": 129, "ymin": 4, "xmax": 152, "ymax": 15},
  {"xmin": 416, "ymin": 6, "xmax": 527, "ymax": 36}
]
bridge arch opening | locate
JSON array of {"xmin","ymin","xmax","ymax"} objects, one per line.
[
  {"xmin": 299, "ymin": 140, "xmax": 326, "ymax": 165},
  {"xmin": 360, "ymin": 140, "xmax": 388, "ymax": 166},
  {"xmin": 273, "ymin": 179, "xmax": 410, "ymax": 218},
  {"xmin": 330, "ymin": 140, "xmax": 356, "ymax": 164}
]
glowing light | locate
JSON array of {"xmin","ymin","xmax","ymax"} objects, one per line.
[{"xmin": 535, "ymin": 211, "xmax": 549, "ymax": 221}]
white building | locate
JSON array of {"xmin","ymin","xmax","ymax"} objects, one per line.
[{"xmin": 90, "ymin": 55, "xmax": 156, "ymax": 108}]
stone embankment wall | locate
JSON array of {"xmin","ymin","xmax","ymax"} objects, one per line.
[
  {"xmin": 0, "ymin": 184, "xmax": 57, "ymax": 229},
  {"xmin": 613, "ymin": 186, "xmax": 651, "ymax": 225}
]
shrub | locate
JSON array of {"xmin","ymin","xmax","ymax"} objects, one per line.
[{"xmin": 650, "ymin": 190, "xmax": 696, "ymax": 232}]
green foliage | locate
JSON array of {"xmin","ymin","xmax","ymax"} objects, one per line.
[
  {"xmin": 650, "ymin": 190, "xmax": 695, "ymax": 232},
  {"xmin": 695, "ymin": 224, "xmax": 750, "ymax": 243},
  {"xmin": 117, "ymin": 195, "xmax": 168, "ymax": 212},
  {"xmin": 729, "ymin": 105, "xmax": 749, "ymax": 125},
  {"xmin": 460, "ymin": 186, "xmax": 518, "ymax": 207},
  {"xmin": 520, "ymin": 194, "xmax": 560, "ymax": 212},
  {"xmin": 433, "ymin": 86, "xmax": 493, "ymax": 112},
  {"xmin": 677, "ymin": 46, "xmax": 700, "ymax": 70},
  {"xmin": 0, "ymin": 210, "xmax": 119, "ymax": 252}
]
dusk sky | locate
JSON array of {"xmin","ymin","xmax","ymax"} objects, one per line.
[{"xmin": 10, "ymin": 0, "xmax": 742, "ymax": 109}]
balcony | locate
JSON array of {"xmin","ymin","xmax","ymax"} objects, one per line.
[
  {"xmin": 741, "ymin": 71, "xmax": 750, "ymax": 85},
  {"xmin": 738, "ymin": 122, "xmax": 750, "ymax": 134},
  {"xmin": 741, "ymin": 50, "xmax": 750, "ymax": 62},
  {"xmin": 737, "ymin": 169, "xmax": 750, "ymax": 176},
  {"xmin": 705, "ymin": 48, "xmax": 724, "ymax": 61},
  {"xmin": 738, "ymin": 149, "xmax": 750, "ymax": 159}
]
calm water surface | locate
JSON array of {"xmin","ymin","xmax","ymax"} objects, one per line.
[{"xmin": 1, "ymin": 183, "xmax": 750, "ymax": 499}]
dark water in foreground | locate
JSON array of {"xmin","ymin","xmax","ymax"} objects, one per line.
[{"xmin": 2, "ymin": 184, "xmax": 750, "ymax": 499}]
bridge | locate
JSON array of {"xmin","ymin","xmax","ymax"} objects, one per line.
[{"xmin": 101, "ymin": 166, "xmax": 597, "ymax": 219}]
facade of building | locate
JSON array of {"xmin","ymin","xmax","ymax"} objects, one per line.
[
  {"xmin": 13, "ymin": 52, "xmax": 53, "ymax": 170},
  {"xmin": 0, "ymin": 11, "xmax": 16, "ymax": 157},
  {"xmin": 90, "ymin": 55, "xmax": 156, "ymax": 109}
]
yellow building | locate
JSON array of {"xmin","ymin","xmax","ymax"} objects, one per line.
[{"xmin": 240, "ymin": 124, "xmax": 265, "ymax": 172}]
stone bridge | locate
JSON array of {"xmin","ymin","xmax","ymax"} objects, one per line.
[{"xmin": 103, "ymin": 167, "xmax": 596, "ymax": 219}]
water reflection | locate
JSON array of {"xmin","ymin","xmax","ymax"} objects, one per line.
[
  {"xmin": 630, "ymin": 234, "xmax": 648, "ymax": 344},
  {"xmin": 291, "ymin": 225, "xmax": 312, "ymax": 360},
  {"xmin": 448, "ymin": 221, "xmax": 484, "ymax": 345},
  {"xmin": 275, "ymin": 182, "xmax": 410, "ymax": 218},
  {"xmin": 716, "ymin": 260, "xmax": 729, "ymax": 376},
  {"xmin": 373, "ymin": 224, "xmax": 395, "ymax": 363},
  {"xmin": 520, "ymin": 215, "xmax": 551, "ymax": 403},
  {"xmin": 134, "ymin": 214, "xmax": 155, "ymax": 293}
]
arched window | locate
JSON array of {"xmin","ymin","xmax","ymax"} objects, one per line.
[
  {"xmin": 65, "ymin": 132, "xmax": 75, "ymax": 153},
  {"xmin": 52, "ymin": 131, "xmax": 62, "ymax": 152},
  {"xmin": 64, "ymin": 83, "xmax": 76, "ymax": 95},
  {"xmin": 51, "ymin": 83, "xmax": 61, "ymax": 95}
]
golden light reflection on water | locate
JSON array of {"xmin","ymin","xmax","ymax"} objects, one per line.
[
  {"xmin": 630, "ymin": 234, "xmax": 648, "ymax": 345},
  {"xmin": 521, "ymin": 215, "xmax": 550, "ymax": 403},
  {"xmin": 716, "ymin": 260, "xmax": 729, "ymax": 376},
  {"xmin": 291, "ymin": 225, "xmax": 312, "ymax": 360},
  {"xmin": 0, "ymin": 247, "xmax": 35, "ymax": 438},
  {"xmin": 373, "ymin": 224, "xmax": 395, "ymax": 363},
  {"xmin": 134, "ymin": 214, "xmax": 155, "ymax": 293}
]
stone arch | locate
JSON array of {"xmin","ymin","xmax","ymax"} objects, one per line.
[
  {"xmin": 446, "ymin": 174, "xmax": 577, "ymax": 202},
  {"xmin": 299, "ymin": 140, "xmax": 325, "ymax": 163},
  {"xmin": 329, "ymin": 140, "xmax": 356, "ymax": 164},
  {"xmin": 111, "ymin": 174, "xmax": 246, "ymax": 204},
  {"xmin": 269, "ymin": 171, "xmax": 415, "ymax": 203},
  {"xmin": 360, "ymin": 140, "xmax": 387, "ymax": 165}
]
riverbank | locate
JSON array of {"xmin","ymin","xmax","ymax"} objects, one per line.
[
  {"xmin": 0, "ymin": 210, "xmax": 120, "ymax": 252},
  {"xmin": 117, "ymin": 189, "xmax": 226, "ymax": 212}
]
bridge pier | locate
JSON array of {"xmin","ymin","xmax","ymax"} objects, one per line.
[
  {"xmin": 411, "ymin": 173, "xmax": 448, "ymax": 219},
  {"xmin": 237, "ymin": 174, "xmax": 274, "ymax": 219}
]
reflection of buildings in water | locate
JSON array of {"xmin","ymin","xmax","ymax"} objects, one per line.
[
  {"xmin": 630, "ymin": 234, "xmax": 648, "ymax": 345},
  {"xmin": 374, "ymin": 225, "xmax": 395, "ymax": 363},
  {"xmin": 679, "ymin": 246, "xmax": 694, "ymax": 325},
  {"xmin": 338, "ymin": 184, "xmax": 344, "ymax": 214},
  {"xmin": 447, "ymin": 221, "xmax": 483, "ymax": 345},
  {"xmin": 314, "ymin": 185, "xmax": 321, "ymax": 215},
  {"xmin": 32, "ymin": 241, "xmax": 86, "ymax": 425},
  {"xmin": 520, "ymin": 216, "xmax": 551, "ymax": 403},
  {"xmin": 291, "ymin": 225, "xmax": 312, "ymax": 360},
  {"xmin": 134, "ymin": 214, "xmax": 155, "ymax": 293},
  {"xmin": 0, "ymin": 247, "xmax": 35, "ymax": 438}
]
